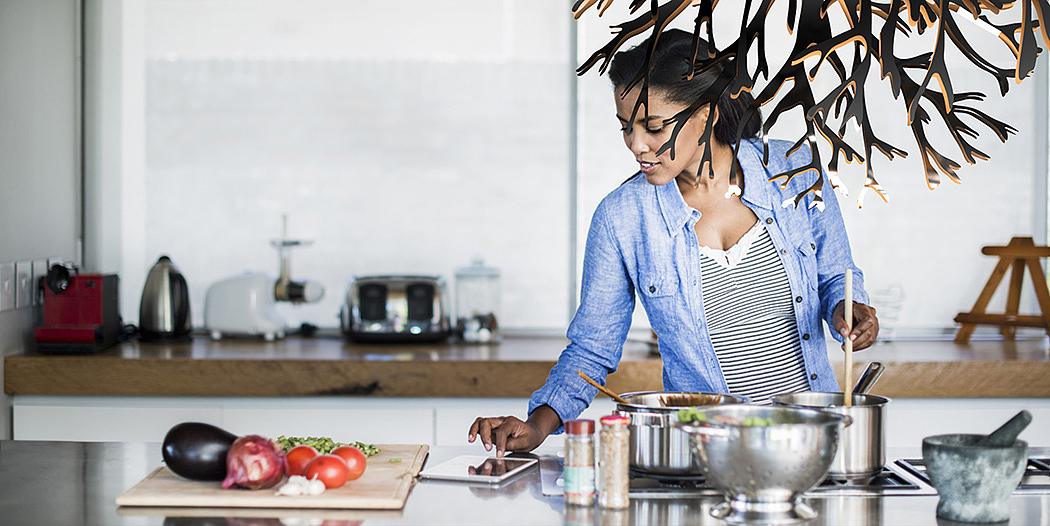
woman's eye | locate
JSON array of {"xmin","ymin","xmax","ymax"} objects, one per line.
[{"xmin": 646, "ymin": 127, "xmax": 664, "ymax": 134}]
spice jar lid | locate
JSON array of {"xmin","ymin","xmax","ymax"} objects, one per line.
[
  {"xmin": 600, "ymin": 414, "xmax": 630, "ymax": 426},
  {"xmin": 565, "ymin": 419, "xmax": 595, "ymax": 435}
]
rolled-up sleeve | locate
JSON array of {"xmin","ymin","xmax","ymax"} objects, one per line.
[
  {"xmin": 806, "ymin": 168, "xmax": 871, "ymax": 341},
  {"xmin": 528, "ymin": 204, "xmax": 636, "ymax": 433}
]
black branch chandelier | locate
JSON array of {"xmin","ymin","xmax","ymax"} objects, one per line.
[{"xmin": 573, "ymin": 0, "xmax": 1048, "ymax": 209}]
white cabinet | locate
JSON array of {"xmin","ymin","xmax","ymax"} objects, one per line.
[{"xmin": 12, "ymin": 395, "xmax": 1050, "ymax": 448}]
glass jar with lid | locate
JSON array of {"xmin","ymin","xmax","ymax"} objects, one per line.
[{"xmin": 454, "ymin": 257, "xmax": 501, "ymax": 343}]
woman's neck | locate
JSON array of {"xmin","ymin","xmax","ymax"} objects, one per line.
[{"xmin": 677, "ymin": 140, "xmax": 737, "ymax": 198}]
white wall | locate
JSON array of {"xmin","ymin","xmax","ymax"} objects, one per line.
[
  {"xmin": 87, "ymin": 0, "xmax": 574, "ymax": 332},
  {"xmin": 0, "ymin": 0, "xmax": 82, "ymax": 440}
]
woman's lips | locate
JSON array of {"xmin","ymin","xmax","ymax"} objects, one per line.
[{"xmin": 639, "ymin": 161, "xmax": 658, "ymax": 175}]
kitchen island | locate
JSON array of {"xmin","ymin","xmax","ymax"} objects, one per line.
[{"xmin": 2, "ymin": 440, "xmax": 1048, "ymax": 525}]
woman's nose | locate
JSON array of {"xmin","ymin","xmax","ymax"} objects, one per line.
[{"xmin": 628, "ymin": 131, "xmax": 650, "ymax": 155}]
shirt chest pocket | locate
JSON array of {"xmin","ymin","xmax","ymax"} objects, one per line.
[
  {"xmin": 795, "ymin": 238, "xmax": 818, "ymax": 291},
  {"xmin": 638, "ymin": 272, "xmax": 680, "ymax": 334}
]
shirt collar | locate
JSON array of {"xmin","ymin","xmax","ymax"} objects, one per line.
[
  {"xmin": 737, "ymin": 139, "xmax": 773, "ymax": 212},
  {"xmin": 654, "ymin": 139, "xmax": 774, "ymax": 238},
  {"xmin": 655, "ymin": 177, "xmax": 694, "ymax": 239}
]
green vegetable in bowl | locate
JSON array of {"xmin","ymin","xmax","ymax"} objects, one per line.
[
  {"xmin": 677, "ymin": 408, "xmax": 776, "ymax": 427},
  {"xmin": 276, "ymin": 435, "xmax": 381, "ymax": 457},
  {"xmin": 677, "ymin": 407, "xmax": 708, "ymax": 425},
  {"xmin": 739, "ymin": 415, "xmax": 776, "ymax": 427}
]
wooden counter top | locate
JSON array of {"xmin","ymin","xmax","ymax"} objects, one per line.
[{"xmin": 5, "ymin": 334, "xmax": 1050, "ymax": 398}]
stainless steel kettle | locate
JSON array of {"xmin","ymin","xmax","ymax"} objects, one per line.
[{"xmin": 139, "ymin": 255, "xmax": 192, "ymax": 342}]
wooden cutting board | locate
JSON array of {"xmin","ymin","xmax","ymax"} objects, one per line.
[{"xmin": 117, "ymin": 444, "xmax": 428, "ymax": 509}]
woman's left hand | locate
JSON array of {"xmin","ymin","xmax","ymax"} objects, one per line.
[{"xmin": 832, "ymin": 301, "xmax": 879, "ymax": 351}]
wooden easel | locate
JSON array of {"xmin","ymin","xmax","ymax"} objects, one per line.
[{"xmin": 954, "ymin": 237, "xmax": 1050, "ymax": 343}]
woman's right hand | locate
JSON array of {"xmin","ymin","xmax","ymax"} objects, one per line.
[{"xmin": 468, "ymin": 405, "xmax": 562, "ymax": 457}]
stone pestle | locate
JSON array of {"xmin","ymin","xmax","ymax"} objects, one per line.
[{"xmin": 975, "ymin": 410, "xmax": 1032, "ymax": 447}]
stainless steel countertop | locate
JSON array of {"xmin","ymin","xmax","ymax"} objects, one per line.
[{"xmin": 2, "ymin": 440, "xmax": 1049, "ymax": 525}]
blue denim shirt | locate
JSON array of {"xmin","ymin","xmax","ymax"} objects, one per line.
[{"xmin": 528, "ymin": 138, "xmax": 870, "ymax": 430}]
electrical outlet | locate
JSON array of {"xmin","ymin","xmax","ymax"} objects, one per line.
[
  {"xmin": 0, "ymin": 262, "xmax": 15, "ymax": 312},
  {"xmin": 32, "ymin": 259, "xmax": 47, "ymax": 306},
  {"xmin": 47, "ymin": 257, "xmax": 63, "ymax": 272},
  {"xmin": 15, "ymin": 261, "xmax": 31, "ymax": 309}
]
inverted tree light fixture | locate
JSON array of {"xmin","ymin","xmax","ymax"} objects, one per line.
[{"xmin": 573, "ymin": 0, "xmax": 1048, "ymax": 209}]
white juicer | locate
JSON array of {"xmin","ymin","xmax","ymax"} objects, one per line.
[{"xmin": 204, "ymin": 217, "xmax": 324, "ymax": 341}]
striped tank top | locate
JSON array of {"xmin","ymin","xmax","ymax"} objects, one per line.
[{"xmin": 699, "ymin": 222, "xmax": 810, "ymax": 404}]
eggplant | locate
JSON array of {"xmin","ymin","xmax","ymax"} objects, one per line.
[{"xmin": 162, "ymin": 422, "xmax": 238, "ymax": 481}]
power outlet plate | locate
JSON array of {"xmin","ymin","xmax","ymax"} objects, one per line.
[
  {"xmin": 15, "ymin": 261, "xmax": 32, "ymax": 309},
  {"xmin": 0, "ymin": 262, "xmax": 15, "ymax": 312},
  {"xmin": 32, "ymin": 259, "xmax": 48, "ymax": 307}
]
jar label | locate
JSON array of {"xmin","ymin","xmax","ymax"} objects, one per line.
[{"xmin": 563, "ymin": 466, "xmax": 595, "ymax": 496}]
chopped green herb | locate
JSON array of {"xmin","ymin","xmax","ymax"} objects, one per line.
[
  {"xmin": 677, "ymin": 407, "xmax": 708, "ymax": 424},
  {"xmin": 677, "ymin": 408, "xmax": 775, "ymax": 427},
  {"xmin": 275, "ymin": 435, "xmax": 381, "ymax": 457},
  {"xmin": 389, "ymin": 458, "xmax": 403, "ymax": 463}
]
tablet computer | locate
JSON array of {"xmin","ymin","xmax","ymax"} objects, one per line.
[{"xmin": 419, "ymin": 455, "xmax": 538, "ymax": 484}]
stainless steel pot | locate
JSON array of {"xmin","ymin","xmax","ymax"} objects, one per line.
[
  {"xmin": 615, "ymin": 391, "xmax": 747, "ymax": 476},
  {"xmin": 771, "ymin": 392, "xmax": 890, "ymax": 483}
]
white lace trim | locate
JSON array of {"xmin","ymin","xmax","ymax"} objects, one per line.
[{"xmin": 697, "ymin": 220, "xmax": 764, "ymax": 270}]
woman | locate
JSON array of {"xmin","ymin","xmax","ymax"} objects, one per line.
[{"xmin": 469, "ymin": 29, "xmax": 878, "ymax": 457}]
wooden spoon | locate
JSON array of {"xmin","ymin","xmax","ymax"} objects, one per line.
[
  {"xmin": 844, "ymin": 269, "xmax": 854, "ymax": 407},
  {"xmin": 577, "ymin": 370, "xmax": 629, "ymax": 404}
]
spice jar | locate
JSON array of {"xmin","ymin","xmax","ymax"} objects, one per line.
[
  {"xmin": 598, "ymin": 414, "xmax": 630, "ymax": 509},
  {"xmin": 564, "ymin": 419, "xmax": 596, "ymax": 506},
  {"xmin": 454, "ymin": 257, "xmax": 501, "ymax": 343}
]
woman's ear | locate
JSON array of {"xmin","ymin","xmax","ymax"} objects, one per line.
[{"xmin": 693, "ymin": 105, "xmax": 717, "ymax": 128}]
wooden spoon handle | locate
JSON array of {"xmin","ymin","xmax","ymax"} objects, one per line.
[
  {"xmin": 577, "ymin": 370, "xmax": 629, "ymax": 404},
  {"xmin": 844, "ymin": 269, "xmax": 854, "ymax": 407}
]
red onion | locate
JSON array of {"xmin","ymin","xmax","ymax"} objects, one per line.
[{"xmin": 221, "ymin": 435, "xmax": 287, "ymax": 490}]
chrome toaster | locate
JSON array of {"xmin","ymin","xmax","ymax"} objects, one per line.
[{"xmin": 340, "ymin": 275, "xmax": 452, "ymax": 343}]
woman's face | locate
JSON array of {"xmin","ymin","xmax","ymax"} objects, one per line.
[{"xmin": 614, "ymin": 86, "xmax": 710, "ymax": 187}]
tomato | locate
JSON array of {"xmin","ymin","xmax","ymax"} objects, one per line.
[
  {"xmin": 331, "ymin": 446, "xmax": 367, "ymax": 481},
  {"xmin": 285, "ymin": 445, "xmax": 319, "ymax": 477},
  {"xmin": 304, "ymin": 454, "xmax": 350, "ymax": 489}
]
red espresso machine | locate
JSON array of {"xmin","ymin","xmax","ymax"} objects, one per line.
[{"xmin": 34, "ymin": 264, "xmax": 121, "ymax": 354}]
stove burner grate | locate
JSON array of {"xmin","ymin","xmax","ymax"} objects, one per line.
[
  {"xmin": 627, "ymin": 463, "xmax": 931, "ymax": 498},
  {"xmin": 896, "ymin": 457, "xmax": 1050, "ymax": 492}
]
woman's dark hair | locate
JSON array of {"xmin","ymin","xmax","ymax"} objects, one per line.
[{"xmin": 607, "ymin": 29, "xmax": 760, "ymax": 144}]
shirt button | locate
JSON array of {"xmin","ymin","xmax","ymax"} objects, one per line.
[
  {"xmin": 810, "ymin": 373, "xmax": 818, "ymax": 380},
  {"xmin": 649, "ymin": 285, "xmax": 656, "ymax": 293},
  {"xmin": 765, "ymin": 218, "xmax": 773, "ymax": 224},
  {"xmin": 802, "ymin": 333, "xmax": 810, "ymax": 340},
  {"xmin": 795, "ymin": 296, "xmax": 803, "ymax": 303},
  {"xmin": 780, "ymin": 248, "xmax": 787, "ymax": 254},
  {"xmin": 811, "ymin": 242, "xmax": 816, "ymax": 250}
]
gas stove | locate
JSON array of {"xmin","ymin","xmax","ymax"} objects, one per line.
[
  {"xmin": 627, "ymin": 462, "xmax": 936, "ymax": 498},
  {"xmin": 895, "ymin": 457, "xmax": 1050, "ymax": 494},
  {"xmin": 540, "ymin": 451, "xmax": 1050, "ymax": 499}
]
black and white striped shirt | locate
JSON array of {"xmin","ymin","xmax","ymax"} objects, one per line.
[{"xmin": 699, "ymin": 223, "xmax": 810, "ymax": 404}]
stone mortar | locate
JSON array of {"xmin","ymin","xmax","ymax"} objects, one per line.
[{"xmin": 922, "ymin": 434, "xmax": 1028, "ymax": 523}]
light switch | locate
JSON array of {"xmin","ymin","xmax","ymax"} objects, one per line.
[
  {"xmin": 15, "ymin": 261, "xmax": 32, "ymax": 309},
  {"xmin": 32, "ymin": 259, "xmax": 48, "ymax": 306},
  {"xmin": 0, "ymin": 262, "xmax": 14, "ymax": 312}
]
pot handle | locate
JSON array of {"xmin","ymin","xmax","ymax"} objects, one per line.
[{"xmin": 839, "ymin": 414, "xmax": 854, "ymax": 428}]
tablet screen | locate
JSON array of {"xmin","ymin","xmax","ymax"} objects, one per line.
[{"xmin": 419, "ymin": 455, "xmax": 538, "ymax": 484}]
